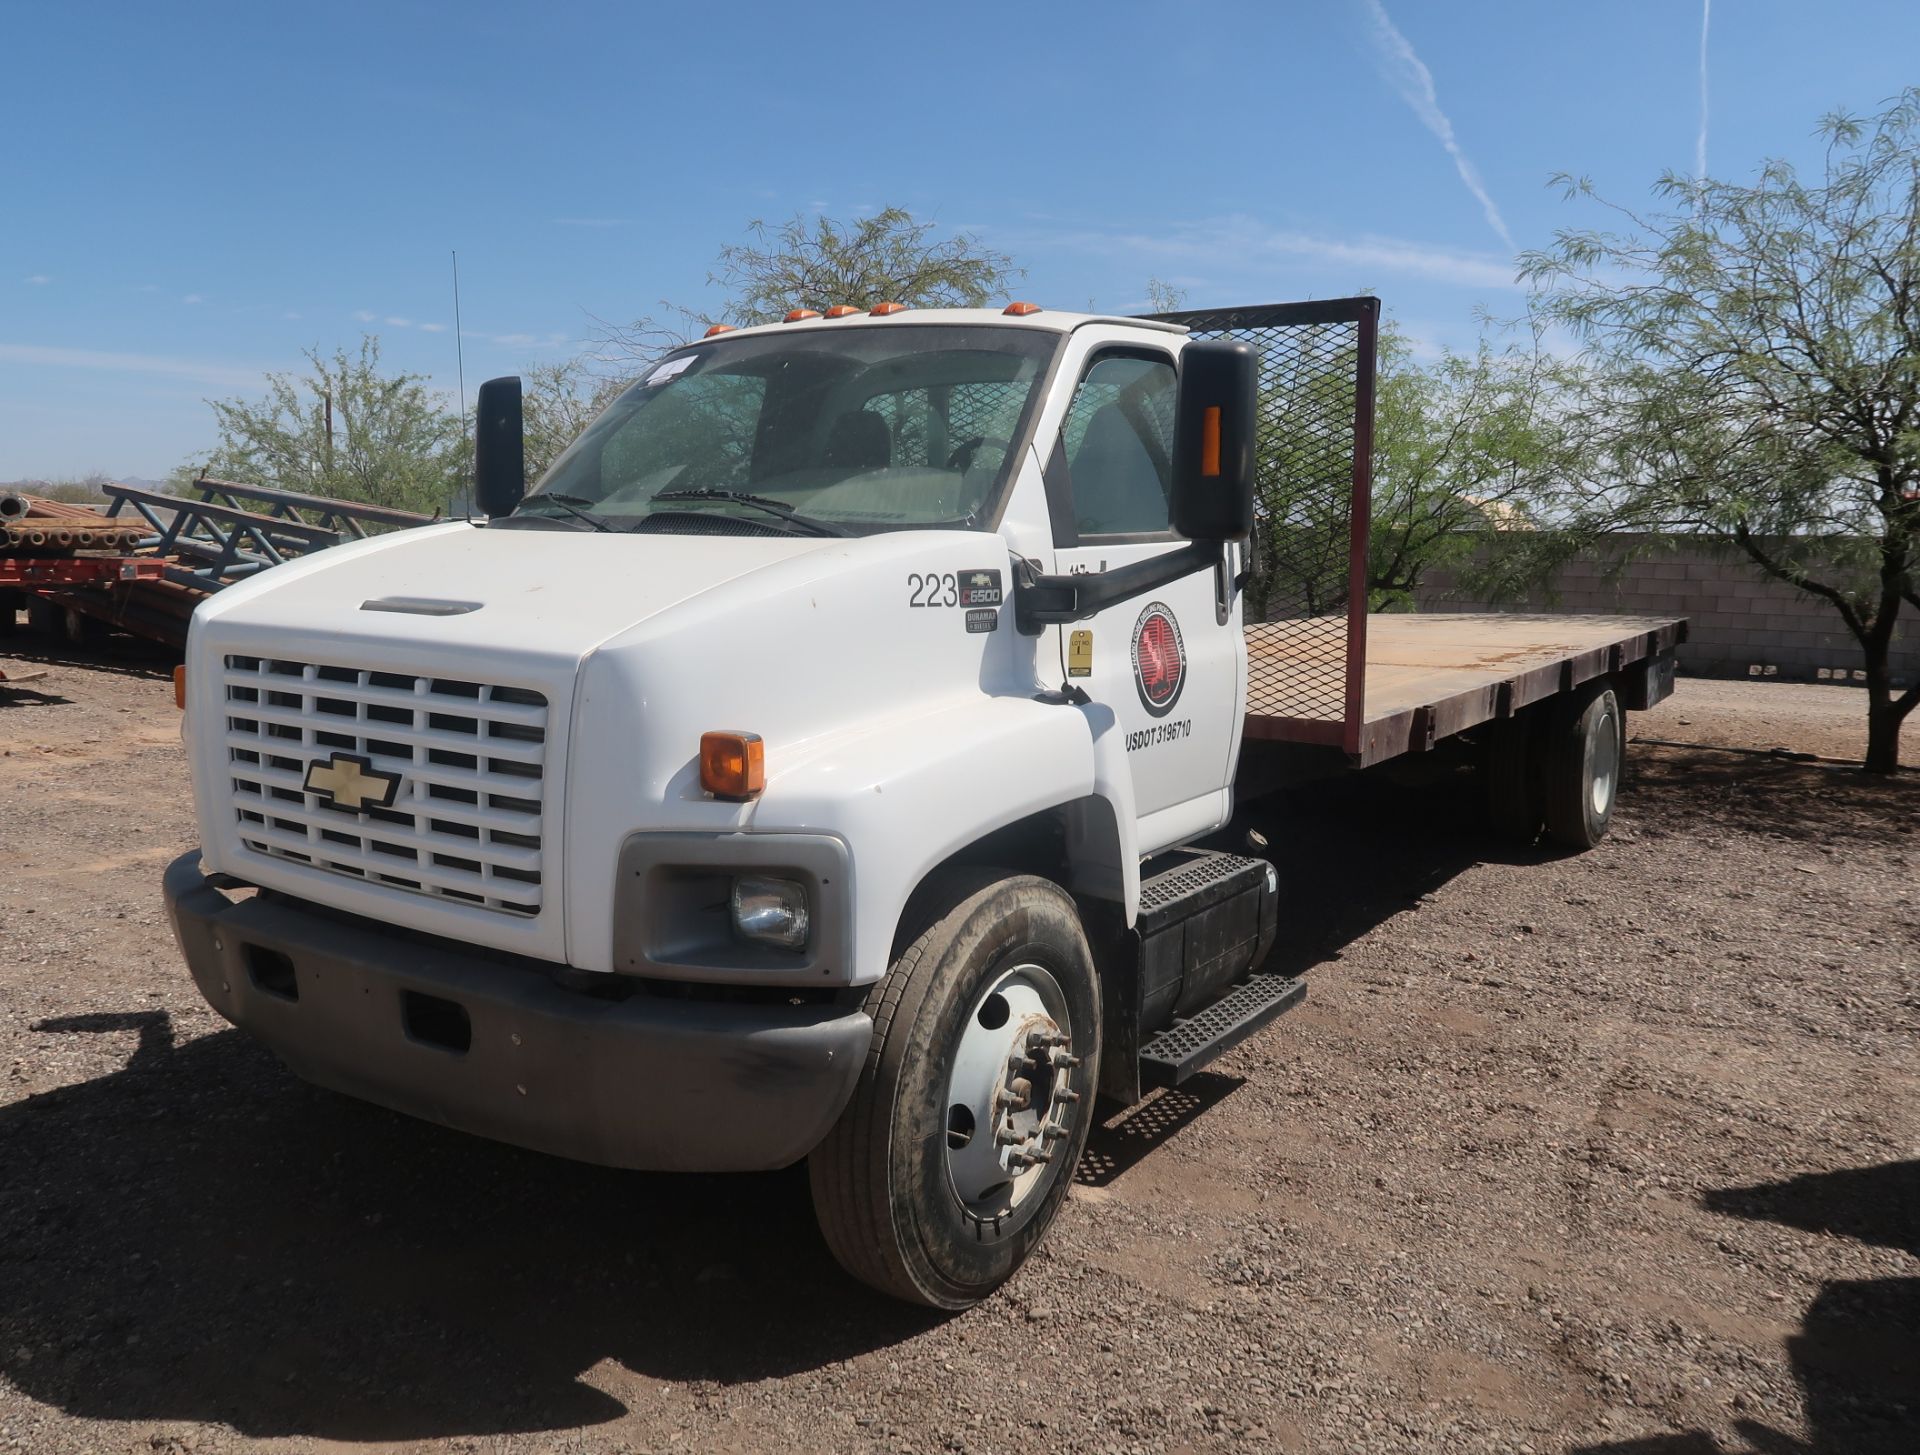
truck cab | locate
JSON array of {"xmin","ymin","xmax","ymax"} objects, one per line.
[{"xmin": 166, "ymin": 303, "xmax": 1278, "ymax": 1308}]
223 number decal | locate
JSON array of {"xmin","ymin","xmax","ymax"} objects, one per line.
[
  {"xmin": 907, "ymin": 568, "xmax": 1003, "ymax": 609},
  {"xmin": 906, "ymin": 572, "xmax": 959, "ymax": 608}
]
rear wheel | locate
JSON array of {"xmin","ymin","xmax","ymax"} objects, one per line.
[
  {"xmin": 808, "ymin": 871, "xmax": 1100, "ymax": 1308},
  {"xmin": 1482, "ymin": 710, "xmax": 1545, "ymax": 843},
  {"xmin": 1544, "ymin": 684, "xmax": 1624, "ymax": 850}
]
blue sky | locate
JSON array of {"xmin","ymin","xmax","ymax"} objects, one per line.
[{"xmin": 3, "ymin": 0, "xmax": 1917, "ymax": 480}]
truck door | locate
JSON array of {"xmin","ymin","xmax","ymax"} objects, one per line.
[{"xmin": 1044, "ymin": 343, "xmax": 1240, "ymax": 846}]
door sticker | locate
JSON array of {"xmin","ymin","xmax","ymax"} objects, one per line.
[
  {"xmin": 1067, "ymin": 630, "xmax": 1093, "ymax": 678},
  {"xmin": 966, "ymin": 608, "xmax": 998, "ymax": 633},
  {"xmin": 1131, "ymin": 602, "xmax": 1185, "ymax": 717}
]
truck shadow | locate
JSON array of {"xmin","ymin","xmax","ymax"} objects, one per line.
[
  {"xmin": 1230, "ymin": 757, "xmax": 1555, "ymax": 977},
  {"xmin": 0, "ymin": 1009, "xmax": 1241, "ymax": 1441},
  {"xmin": 0, "ymin": 1010, "xmax": 939, "ymax": 1440}
]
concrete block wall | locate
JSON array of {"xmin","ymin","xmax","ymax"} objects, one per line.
[{"xmin": 1417, "ymin": 535, "xmax": 1919, "ymax": 686}]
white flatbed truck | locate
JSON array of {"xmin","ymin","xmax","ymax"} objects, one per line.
[{"xmin": 164, "ymin": 298, "xmax": 1681, "ymax": 1307}]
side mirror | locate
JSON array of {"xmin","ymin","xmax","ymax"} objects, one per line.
[
  {"xmin": 474, "ymin": 375, "xmax": 526, "ymax": 517},
  {"xmin": 1170, "ymin": 341, "xmax": 1257, "ymax": 542}
]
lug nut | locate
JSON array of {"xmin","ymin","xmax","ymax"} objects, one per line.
[
  {"xmin": 1051, "ymin": 1051, "xmax": 1081, "ymax": 1069},
  {"xmin": 1056, "ymin": 1088, "xmax": 1081, "ymax": 1103}
]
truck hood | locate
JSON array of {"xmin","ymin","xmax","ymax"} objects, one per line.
[{"xmin": 192, "ymin": 520, "xmax": 840, "ymax": 668}]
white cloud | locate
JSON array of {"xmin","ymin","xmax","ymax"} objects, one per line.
[
  {"xmin": 418, "ymin": 322, "xmax": 447, "ymax": 333},
  {"xmin": 182, "ymin": 293, "xmax": 205, "ymax": 305},
  {"xmin": 1360, "ymin": 0, "xmax": 1515, "ymax": 252},
  {"xmin": 1696, "ymin": 0, "xmax": 1712, "ymax": 180},
  {"xmin": 385, "ymin": 316, "xmax": 413, "ymax": 328},
  {"xmin": 0, "ymin": 341, "xmax": 267, "ymax": 391},
  {"xmin": 353, "ymin": 309, "xmax": 377, "ymax": 322},
  {"xmin": 24, "ymin": 274, "xmax": 50, "ymax": 286},
  {"xmin": 1025, "ymin": 214, "xmax": 1520, "ymax": 291}
]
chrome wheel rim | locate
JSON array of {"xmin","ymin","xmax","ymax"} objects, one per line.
[
  {"xmin": 1591, "ymin": 705, "xmax": 1620, "ymax": 817},
  {"xmin": 943, "ymin": 961, "xmax": 1079, "ymax": 1220}
]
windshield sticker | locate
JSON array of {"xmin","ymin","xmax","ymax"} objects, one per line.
[
  {"xmin": 966, "ymin": 608, "xmax": 998, "ymax": 634},
  {"xmin": 643, "ymin": 355, "xmax": 695, "ymax": 387}
]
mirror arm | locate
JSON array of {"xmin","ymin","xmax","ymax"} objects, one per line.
[{"xmin": 1011, "ymin": 541, "xmax": 1223, "ymax": 634}]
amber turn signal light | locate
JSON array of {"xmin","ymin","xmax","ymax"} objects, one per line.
[
  {"xmin": 700, "ymin": 731, "xmax": 765, "ymax": 801},
  {"xmin": 1201, "ymin": 406, "xmax": 1222, "ymax": 477},
  {"xmin": 172, "ymin": 664, "xmax": 186, "ymax": 710}
]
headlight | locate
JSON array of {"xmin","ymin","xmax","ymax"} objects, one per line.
[{"xmin": 730, "ymin": 875, "xmax": 810, "ymax": 951}]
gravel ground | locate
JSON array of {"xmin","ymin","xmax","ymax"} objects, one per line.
[{"xmin": 2, "ymin": 645, "xmax": 1916, "ymax": 1455}]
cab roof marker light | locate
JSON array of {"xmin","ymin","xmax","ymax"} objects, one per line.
[
  {"xmin": 823, "ymin": 305, "xmax": 862, "ymax": 318},
  {"xmin": 783, "ymin": 309, "xmax": 822, "ymax": 323},
  {"xmin": 1003, "ymin": 301, "xmax": 1043, "ymax": 316},
  {"xmin": 870, "ymin": 301, "xmax": 907, "ymax": 315},
  {"xmin": 703, "ymin": 323, "xmax": 737, "ymax": 338}
]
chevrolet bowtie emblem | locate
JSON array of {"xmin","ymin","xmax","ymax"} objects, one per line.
[{"xmin": 303, "ymin": 752, "xmax": 402, "ymax": 812}]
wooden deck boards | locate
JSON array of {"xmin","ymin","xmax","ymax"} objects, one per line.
[{"xmin": 1244, "ymin": 612, "xmax": 1686, "ymax": 762}]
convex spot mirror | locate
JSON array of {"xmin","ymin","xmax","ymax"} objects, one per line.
[{"xmin": 1170, "ymin": 340, "xmax": 1257, "ymax": 543}]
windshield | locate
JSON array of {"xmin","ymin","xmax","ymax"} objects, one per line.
[{"xmin": 515, "ymin": 324, "xmax": 1059, "ymax": 535}]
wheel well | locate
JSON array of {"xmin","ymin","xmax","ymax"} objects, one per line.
[{"xmin": 891, "ymin": 797, "xmax": 1125, "ymax": 960}]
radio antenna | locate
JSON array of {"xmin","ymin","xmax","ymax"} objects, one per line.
[{"xmin": 452, "ymin": 249, "xmax": 469, "ymax": 518}]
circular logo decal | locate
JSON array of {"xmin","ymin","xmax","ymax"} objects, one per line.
[{"xmin": 1131, "ymin": 601, "xmax": 1185, "ymax": 717}]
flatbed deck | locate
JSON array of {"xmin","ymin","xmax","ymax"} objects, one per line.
[{"xmin": 1244, "ymin": 613, "xmax": 1687, "ymax": 767}]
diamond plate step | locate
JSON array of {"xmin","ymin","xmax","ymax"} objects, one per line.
[{"xmin": 1139, "ymin": 973, "xmax": 1305, "ymax": 1088}]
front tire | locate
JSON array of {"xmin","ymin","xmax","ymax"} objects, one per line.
[{"xmin": 808, "ymin": 871, "xmax": 1101, "ymax": 1309}]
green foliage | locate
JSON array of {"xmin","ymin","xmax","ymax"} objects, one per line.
[
  {"xmin": 184, "ymin": 337, "xmax": 463, "ymax": 515},
  {"xmin": 710, "ymin": 209, "xmax": 1021, "ymax": 324},
  {"xmin": 1243, "ymin": 320, "xmax": 1589, "ymax": 620},
  {"xmin": 521, "ymin": 358, "xmax": 630, "ymax": 485},
  {"xmin": 1525, "ymin": 89, "xmax": 1920, "ymax": 768},
  {"xmin": 601, "ymin": 209, "xmax": 1023, "ymax": 361}
]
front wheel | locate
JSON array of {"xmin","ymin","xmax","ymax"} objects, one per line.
[{"xmin": 808, "ymin": 871, "xmax": 1101, "ymax": 1309}]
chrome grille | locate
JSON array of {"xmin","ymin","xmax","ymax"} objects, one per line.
[{"xmin": 221, "ymin": 654, "xmax": 548, "ymax": 916}]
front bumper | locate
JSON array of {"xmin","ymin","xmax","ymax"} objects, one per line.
[{"xmin": 163, "ymin": 851, "xmax": 872, "ymax": 1172}]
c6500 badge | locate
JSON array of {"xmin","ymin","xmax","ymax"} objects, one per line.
[{"xmin": 959, "ymin": 569, "xmax": 1002, "ymax": 607}]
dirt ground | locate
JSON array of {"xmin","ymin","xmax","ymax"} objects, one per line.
[{"xmin": 2, "ymin": 642, "xmax": 1916, "ymax": 1455}]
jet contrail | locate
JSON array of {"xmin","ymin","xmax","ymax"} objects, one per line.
[
  {"xmin": 1361, "ymin": 0, "xmax": 1516, "ymax": 253},
  {"xmin": 1696, "ymin": 0, "xmax": 1712, "ymax": 181}
]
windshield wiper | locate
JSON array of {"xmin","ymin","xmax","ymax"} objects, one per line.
[
  {"xmin": 514, "ymin": 492, "xmax": 616, "ymax": 533},
  {"xmin": 650, "ymin": 489, "xmax": 850, "ymax": 538}
]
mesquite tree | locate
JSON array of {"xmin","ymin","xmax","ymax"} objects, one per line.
[{"xmin": 1526, "ymin": 92, "xmax": 1920, "ymax": 771}]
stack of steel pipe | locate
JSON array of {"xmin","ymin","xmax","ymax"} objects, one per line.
[{"xmin": 1, "ymin": 495, "xmax": 148, "ymax": 552}]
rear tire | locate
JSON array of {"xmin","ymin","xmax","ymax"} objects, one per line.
[
  {"xmin": 1482, "ymin": 710, "xmax": 1544, "ymax": 843},
  {"xmin": 1544, "ymin": 684, "xmax": 1624, "ymax": 850},
  {"xmin": 808, "ymin": 870, "xmax": 1101, "ymax": 1309}
]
